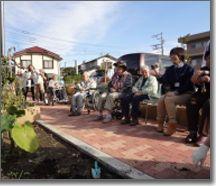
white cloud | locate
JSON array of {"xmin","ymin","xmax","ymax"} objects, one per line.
[{"xmin": 5, "ymin": 1, "xmax": 120, "ymax": 60}]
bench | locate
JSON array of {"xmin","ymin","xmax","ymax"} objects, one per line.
[{"xmin": 139, "ymin": 102, "xmax": 188, "ymax": 127}]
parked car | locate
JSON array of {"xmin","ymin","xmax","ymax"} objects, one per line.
[{"xmin": 118, "ymin": 52, "xmax": 171, "ymax": 82}]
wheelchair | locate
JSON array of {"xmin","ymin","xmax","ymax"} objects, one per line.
[
  {"xmin": 111, "ymin": 99, "xmax": 123, "ymax": 120},
  {"xmin": 84, "ymin": 89, "xmax": 101, "ymax": 114},
  {"xmin": 45, "ymin": 86, "xmax": 68, "ymax": 106}
]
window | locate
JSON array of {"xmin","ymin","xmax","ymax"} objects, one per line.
[
  {"xmin": 43, "ymin": 60, "xmax": 53, "ymax": 69},
  {"xmin": 190, "ymin": 43, "xmax": 197, "ymax": 49},
  {"xmin": 21, "ymin": 60, "xmax": 32, "ymax": 68}
]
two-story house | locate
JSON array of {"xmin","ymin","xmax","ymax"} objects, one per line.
[
  {"xmin": 13, "ymin": 46, "xmax": 62, "ymax": 77},
  {"xmin": 79, "ymin": 54, "xmax": 118, "ymax": 77},
  {"xmin": 178, "ymin": 31, "xmax": 210, "ymax": 68}
]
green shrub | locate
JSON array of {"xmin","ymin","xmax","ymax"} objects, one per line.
[{"xmin": 64, "ymin": 74, "xmax": 82, "ymax": 85}]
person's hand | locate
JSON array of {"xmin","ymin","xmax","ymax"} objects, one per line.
[
  {"xmin": 191, "ymin": 70, "xmax": 203, "ymax": 84},
  {"xmin": 110, "ymin": 88, "xmax": 116, "ymax": 93},
  {"xmin": 201, "ymin": 75, "xmax": 210, "ymax": 83},
  {"xmin": 195, "ymin": 70, "xmax": 203, "ymax": 77},
  {"xmin": 192, "ymin": 144, "xmax": 209, "ymax": 167},
  {"xmin": 134, "ymin": 91, "xmax": 143, "ymax": 96},
  {"xmin": 166, "ymin": 91, "xmax": 176, "ymax": 97}
]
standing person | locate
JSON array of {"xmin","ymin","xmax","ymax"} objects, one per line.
[
  {"xmin": 15, "ymin": 69, "xmax": 25, "ymax": 96},
  {"xmin": 185, "ymin": 41, "xmax": 210, "ymax": 143},
  {"xmin": 35, "ymin": 69, "xmax": 46, "ymax": 103},
  {"xmin": 121, "ymin": 65, "xmax": 159, "ymax": 126},
  {"xmin": 23, "ymin": 64, "xmax": 38, "ymax": 101},
  {"xmin": 48, "ymin": 74, "xmax": 59, "ymax": 101},
  {"xmin": 102, "ymin": 61, "xmax": 133, "ymax": 123},
  {"xmin": 155, "ymin": 47, "xmax": 194, "ymax": 136},
  {"xmin": 69, "ymin": 72, "xmax": 97, "ymax": 116}
]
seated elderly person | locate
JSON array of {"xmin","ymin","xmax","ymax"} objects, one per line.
[
  {"xmin": 121, "ymin": 65, "xmax": 159, "ymax": 126},
  {"xmin": 69, "ymin": 72, "xmax": 97, "ymax": 116},
  {"xmin": 93, "ymin": 61, "xmax": 121, "ymax": 121},
  {"xmin": 102, "ymin": 61, "xmax": 133, "ymax": 123}
]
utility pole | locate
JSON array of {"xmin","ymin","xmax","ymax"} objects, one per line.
[
  {"xmin": 151, "ymin": 32, "xmax": 165, "ymax": 73},
  {"xmin": 151, "ymin": 32, "xmax": 164, "ymax": 55},
  {"xmin": 75, "ymin": 60, "xmax": 78, "ymax": 75},
  {"xmin": 0, "ymin": 1, "xmax": 5, "ymax": 57},
  {"xmin": 0, "ymin": 1, "xmax": 5, "ymax": 119}
]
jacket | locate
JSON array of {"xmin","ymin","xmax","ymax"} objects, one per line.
[
  {"xmin": 132, "ymin": 75, "xmax": 159, "ymax": 98},
  {"xmin": 108, "ymin": 71, "xmax": 133, "ymax": 94},
  {"xmin": 158, "ymin": 63, "xmax": 194, "ymax": 94},
  {"xmin": 76, "ymin": 79, "xmax": 97, "ymax": 92}
]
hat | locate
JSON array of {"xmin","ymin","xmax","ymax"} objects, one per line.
[
  {"xmin": 116, "ymin": 61, "xmax": 127, "ymax": 70},
  {"xmin": 113, "ymin": 61, "xmax": 120, "ymax": 67},
  {"xmin": 114, "ymin": 60, "xmax": 127, "ymax": 68}
]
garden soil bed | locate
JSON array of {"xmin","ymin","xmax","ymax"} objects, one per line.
[{"xmin": 1, "ymin": 124, "xmax": 122, "ymax": 179}]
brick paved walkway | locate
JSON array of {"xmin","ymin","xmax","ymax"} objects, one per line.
[{"xmin": 39, "ymin": 104, "xmax": 210, "ymax": 179}]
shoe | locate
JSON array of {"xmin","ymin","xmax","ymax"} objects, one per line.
[
  {"xmin": 103, "ymin": 115, "xmax": 112, "ymax": 123},
  {"xmin": 130, "ymin": 118, "xmax": 138, "ymax": 126},
  {"xmin": 163, "ymin": 122, "xmax": 177, "ymax": 136},
  {"xmin": 76, "ymin": 111, "xmax": 81, "ymax": 116},
  {"xmin": 156, "ymin": 121, "xmax": 164, "ymax": 133},
  {"xmin": 121, "ymin": 118, "xmax": 131, "ymax": 125},
  {"xmin": 196, "ymin": 135, "xmax": 207, "ymax": 146},
  {"xmin": 68, "ymin": 111, "xmax": 78, "ymax": 117},
  {"xmin": 93, "ymin": 115, "xmax": 104, "ymax": 121},
  {"xmin": 185, "ymin": 132, "xmax": 197, "ymax": 144}
]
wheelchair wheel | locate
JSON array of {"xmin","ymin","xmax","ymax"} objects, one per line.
[{"xmin": 92, "ymin": 91, "xmax": 101, "ymax": 110}]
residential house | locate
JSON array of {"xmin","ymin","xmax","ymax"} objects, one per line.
[
  {"xmin": 79, "ymin": 54, "xmax": 118, "ymax": 77},
  {"xmin": 178, "ymin": 31, "xmax": 210, "ymax": 68},
  {"xmin": 13, "ymin": 46, "xmax": 62, "ymax": 77}
]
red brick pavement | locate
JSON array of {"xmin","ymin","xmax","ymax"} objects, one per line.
[{"xmin": 39, "ymin": 104, "xmax": 210, "ymax": 179}]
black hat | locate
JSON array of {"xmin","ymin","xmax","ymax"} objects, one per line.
[
  {"xmin": 116, "ymin": 61, "xmax": 127, "ymax": 70},
  {"xmin": 114, "ymin": 60, "xmax": 126, "ymax": 67},
  {"xmin": 113, "ymin": 60, "xmax": 121, "ymax": 67}
]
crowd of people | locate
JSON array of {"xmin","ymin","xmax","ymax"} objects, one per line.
[
  {"xmin": 15, "ymin": 64, "xmax": 67, "ymax": 104},
  {"xmin": 12, "ymin": 43, "xmax": 210, "ymax": 167},
  {"xmin": 68, "ymin": 44, "xmax": 210, "ymax": 166}
]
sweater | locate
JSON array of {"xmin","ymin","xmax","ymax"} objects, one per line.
[{"xmin": 158, "ymin": 63, "xmax": 194, "ymax": 94}]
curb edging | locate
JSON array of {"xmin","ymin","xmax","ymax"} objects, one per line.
[{"xmin": 35, "ymin": 120, "xmax": 154, "ymax": 180}]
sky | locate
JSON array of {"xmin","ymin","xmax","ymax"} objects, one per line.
[{"xmin": 3, "ymin": 1, "xmax": 210, "ymax": 67}]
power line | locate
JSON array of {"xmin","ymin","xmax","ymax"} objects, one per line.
[
  {"xmin": 7, "ymin": 26, "xmax": 125, "ymax": 49},
  {"xmin": 7, "ymin": 38, "xmax": 115, "ymax": 58},
  {"xmin": 6, "ymin": 29, "xmax": 133, "ymax": 54}
]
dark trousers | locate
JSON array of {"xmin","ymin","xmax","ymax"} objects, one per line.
[
  {"xmin": 198, "ymin": 99, "xmax": 210, "ymax": 134},
  {"xmin": 48, "ymin": 87, "xmax": 57, "ymax": 98},
  {"xmin": 38, "ymin": 91, "xmax": 44, "ymax": 101},
  {"xmin": 121, "ymin": 94, "xmax": 149, "ymax": 119},
  {"xmin": 186, "ymin": 92, "xmax": 209, "ymax": 134},
  {"xmin": 24, "ymin": 87, "xmax": 35, "ymax": 101}
]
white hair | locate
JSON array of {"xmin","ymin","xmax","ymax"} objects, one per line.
[
  {"xmin": 83, "ymin": 71, "xmax": 89, "ymax": 77},
  {"xmin": 140, "ymin": 65, "xmax": 150, "ymax": 71}
]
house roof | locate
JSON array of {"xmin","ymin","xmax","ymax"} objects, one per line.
[
  {"xmin": 13, "ymin": 46, "xmax": 63, "ymax": 61},
  {"xmin": 84, "ymin": 54, "xmax": 118, "ymax": 65},
  {"xmin": 178, "ymin": 31, "xmax": 210, "ymax": 44}
]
